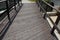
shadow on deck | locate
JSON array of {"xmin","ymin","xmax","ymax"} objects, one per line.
[{"xmin": 2, "ymin": 3, "xmax": 57, "ymax": 40}]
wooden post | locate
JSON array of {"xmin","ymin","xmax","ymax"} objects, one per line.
[{"xmin": 51, "ymin": 13, "xmax": 60, "ymax": 35}]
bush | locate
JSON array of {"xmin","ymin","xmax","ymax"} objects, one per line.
[
  {"xmin": 44, "ymin": 0, "xmax": 51, "ymax": 3},
  {"xmin": 40, "ymin": 0, "xmax": 54, "ymax": 12},
  {"xmin": 29, "ymin": 0, "xmax": 36, "ymax": 2}
]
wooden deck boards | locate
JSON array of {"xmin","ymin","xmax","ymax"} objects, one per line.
[{"xmin": 2, "ymin": 3, "xmax": 57, "ymax": 40}]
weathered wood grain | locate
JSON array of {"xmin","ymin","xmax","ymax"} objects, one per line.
[{"xmin": 2, "ymin": 3, "xmax": 57, "ymax": 40}]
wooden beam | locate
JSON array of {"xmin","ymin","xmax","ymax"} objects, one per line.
[{"xmin": 47, "ymin": 12, "xmax": 60, "ymax": 16}]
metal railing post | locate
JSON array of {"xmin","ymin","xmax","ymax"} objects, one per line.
[
  {"xmin": 14, "ymin": 0, "xmax": 17, "ymax": 12},
  {"xmin": 6, "ymin": 0, "xmax": 11, "ymax": 22}
]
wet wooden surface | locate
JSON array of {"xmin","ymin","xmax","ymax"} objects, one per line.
[{"xmin": 2, "ymin": 3, "xmax": 57, "ymax": 40}]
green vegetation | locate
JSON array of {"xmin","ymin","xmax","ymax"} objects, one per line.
[
  {"xmin": 29, "ymin": 0, "xmax": 51, "ymax": 2},
  {"xmin": 44, "ymin": 0, "xmax": 51, "ymax": 3},
  {"xmin": 29, "ymin": 0, "xmax": 36, "ymax": 2}
]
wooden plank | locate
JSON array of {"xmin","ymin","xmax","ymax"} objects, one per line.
[{"xmin": 2, "ymin": 3, "xmax": 57, "ymax": 40}]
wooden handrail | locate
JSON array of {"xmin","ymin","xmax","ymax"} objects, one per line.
[
  {"xmin": 39, "ymin": 3, "xmax": 59, "ymax": 31},
  {"xmin": 36, "ymin": 0, "xmax": 60, "ymax": 39},
  {"xmin": 46, "ymin": 12, "xmax": 60, "ymax": 16},
  {"xmin": 41, "ymin": 0, "xmax": 60, "ymax": 32}
]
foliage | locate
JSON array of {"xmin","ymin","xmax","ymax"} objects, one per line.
[
  {"xmin": 44, "ymin": 0, "xmax": 51, "ymax": 3},
  {"xmin": 29, "ymin": 0, "xmax": 36, "ymax": 2},
  {"xmin": 29, "ymin": 0, "xmax": 51, "ymax": 2}
]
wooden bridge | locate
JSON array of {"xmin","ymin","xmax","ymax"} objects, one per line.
[
  {"xmin": 0, "ymin": 0, "xmax": 60, "ymax": 40},
  {"xmin": 2, "ymin": 3, "xmax": 57, "ymax": 40}
]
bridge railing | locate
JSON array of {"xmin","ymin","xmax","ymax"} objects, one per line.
[
  {"xmin": 0, "ymin": 0, "xmax": 22, "ymax": 39},
  {"xmin": 36, "ymin": 0, "xmax": 60, "ymax": 40}
]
